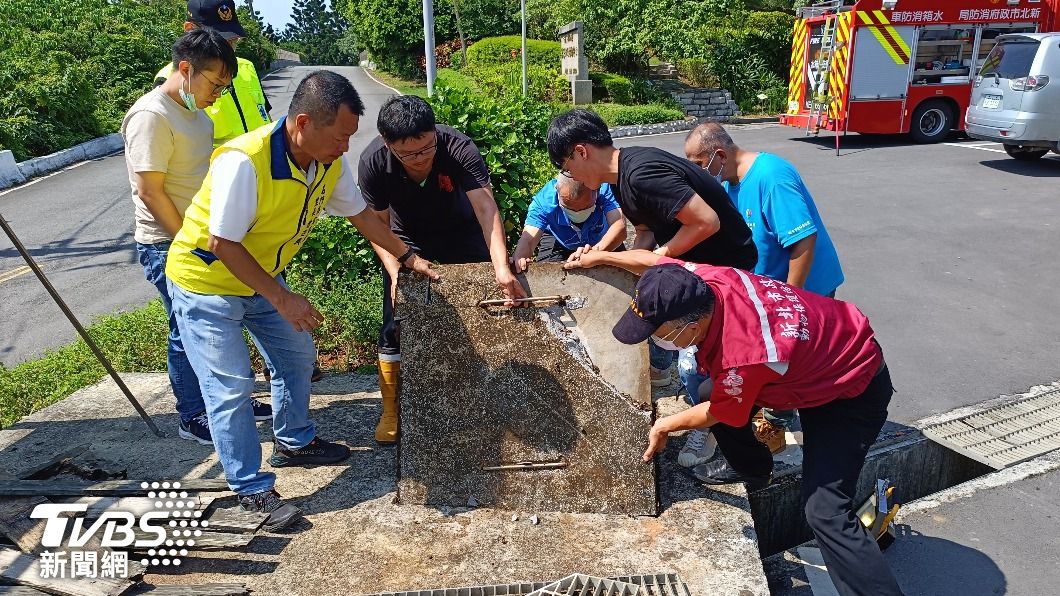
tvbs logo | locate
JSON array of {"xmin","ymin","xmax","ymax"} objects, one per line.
[{"xmin": 30, "ymin": 504, "xmax": 167, "ymax": 549}]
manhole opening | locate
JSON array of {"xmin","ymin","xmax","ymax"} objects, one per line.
[{"xmin": 748, "ymin": 421, "xmax": 993, "ymax": 557}]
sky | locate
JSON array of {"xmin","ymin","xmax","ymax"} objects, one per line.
[{"xmin": 250, "ymin": 0, "xmax": 297, "ymax": 31}]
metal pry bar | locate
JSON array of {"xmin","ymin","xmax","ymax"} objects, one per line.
[
  {"xmin": 476, "ymin": 295, "xmax": 569, "ymax": 308},
  {"xmin": 482, "ymin": 460, "xmax": 568, "ymax": 472}
]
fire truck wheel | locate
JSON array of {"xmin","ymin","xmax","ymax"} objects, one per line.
[
  {"xmin": 909, "ymin": 101, "xmax": 953, "ymax": 144},
  {"xmin": 1003, "ymin": 144, "xmax": 1049, "ymax": 161}
]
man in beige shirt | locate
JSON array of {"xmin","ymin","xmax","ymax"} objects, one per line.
[{"xmin": 121, "ymin": 29, "xmax": 272, "ymax": 444}]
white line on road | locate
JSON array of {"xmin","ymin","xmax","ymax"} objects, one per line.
[
  {"xmin": 943, "ymin": 142, "xmax": 1006, "ymax": 153},
  {"xmin": 0, "ymin": 265, "xmax": 31, "ymax": 284},
  {"xmin": 360, "ymin": 67, "xmax": 403, "ymax": 95}
]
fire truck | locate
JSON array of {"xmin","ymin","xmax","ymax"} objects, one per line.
[{"xmin": 779, "ymin": 0, "xmax": 1060, "ymax": 146}]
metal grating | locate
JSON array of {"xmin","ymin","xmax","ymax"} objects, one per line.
[
  {"xmin": 528, "ymin": 574, "xmax": 641, "ymax": 596},
  {"xmin": 361, "ymin": 573, "xmax": 690, "ymax": 596},
  {"xmin": 923, "ymin": 389, "xmax": 1060, "ymax": 469}
]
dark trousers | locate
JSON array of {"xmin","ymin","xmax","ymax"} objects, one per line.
[{"xmin": 714, "ymin": 364, "xmax": 904, "ymax": 596}]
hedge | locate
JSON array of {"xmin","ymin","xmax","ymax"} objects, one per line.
[{"xmin": 465, "ymin": 35, "xmax": 562, "ymax": 69}]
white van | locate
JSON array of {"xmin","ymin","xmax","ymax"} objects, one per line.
[{"xmin": 966, "ymin": 32, "xmax": 1060, "ymax": 160}]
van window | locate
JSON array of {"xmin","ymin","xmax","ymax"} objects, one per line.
[{"xmin": 979, "ymin": 39, "xmax": 1040, "ymax": 79}]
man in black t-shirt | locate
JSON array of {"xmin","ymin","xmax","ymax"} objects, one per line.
[
  {"xmin": 546, "ymin": 109, "xmax": 756, "ymax": 269},
  {"xmin": 358, "ymin": 95, "xmax": 525, "ymax": 444},
  {"xmin": 546, "ymin": 108, "xmax": 759, "ymax": 464}
]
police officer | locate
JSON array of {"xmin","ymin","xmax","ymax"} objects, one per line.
[{"xmin": 155, "ymin": 0, "xmax": 272, "ymax": 147}]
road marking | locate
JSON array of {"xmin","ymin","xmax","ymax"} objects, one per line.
[
  {"xmin": 0, "ymin": 265, "xmax": 31, "ymax": 284},
  {"xmin": 360, "ymin": 67, "xmax": 403, "ymax": 95},
  {"xmin": 943, "ymin": 142, "xmax": 1006, "ymax": 153}
]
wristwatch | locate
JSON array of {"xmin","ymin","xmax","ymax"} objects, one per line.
[{"xmin": 397, "ymin": 248, "xmax": 416, "ymax": 267}]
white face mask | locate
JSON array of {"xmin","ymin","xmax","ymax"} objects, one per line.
[
  {"xmin": 651, "ymin": 321, "xmax": 694, "ymax": 351},
  {"xmin": 702, "ymin": 150, "xmax": 724, "ymax": 184},
  {"xmin": 178, "ymin": 68, "xmax": 199, "ymax": 113},
  {"xmin": 562, "ymin": 204, "xmax": 596, "ymax": 224}
]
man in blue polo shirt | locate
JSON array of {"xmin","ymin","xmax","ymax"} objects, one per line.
[
  {"xmin": 676, "ymin": 121, "xmax": 845, "ymax": 464},
  {"xmin": 511, "ymin": 175, "xmax": 626, "ymax": 271}
]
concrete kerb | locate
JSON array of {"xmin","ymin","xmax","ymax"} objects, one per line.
[
  {"xmin": 0, "ymin": 133, "xmax": 124, "ymax": 192},
  {"xmin": 609, "ymin": 116, "xmax": 780, "ymax": 139}
]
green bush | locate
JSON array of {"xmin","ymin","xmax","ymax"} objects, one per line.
[
  {"xmin": 286, "ymin": 269, "xmax": 384, "ymax": 369},
  {"xmin": 588, "ymin": 103, "xmax": 686, "ymax": 127},
  {"xmin": 463, "ymin": 63, "xmax": 570, "ymax": 103},
  {"xmin": 288, "ymin": 214, "xmax": 379, "ymax": 286},
  {"xmin": 428, "ymin": 85, "xmax": 556, "ymax": 242},
  {"xmin": 464, "ymin": 35, "xmax": 561, "ymax": 69},
  {"xmin": 345, "ymin": 0, "xmax": 455, "ymax": 79},
  {"xmin": 675, "ymin": 58, "xmax": 720, "ymax": 89},
  {"xmin": 0, "ymin": 0, "xmax": 185, "ymax": 160},
  {"xmin": 589, "ymin": 73, "xmax": 633, "ymax": 105}
]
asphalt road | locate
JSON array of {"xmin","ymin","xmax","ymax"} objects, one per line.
[
  {"xmin": 0, "ymin": 66, "xmax": 398, "ymax": 368},
  {"xmin": 617, "ymin": 127, "xmax": 1060, "ymax": 423}
]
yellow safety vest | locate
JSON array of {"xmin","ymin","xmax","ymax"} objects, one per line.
[
  {"xmin": 166, "ymin": 120, "xmax": 344, "ymax": 296},
  {"xmin": 155, "ymin": 57, "xmax": 271, "ymax": 147}
]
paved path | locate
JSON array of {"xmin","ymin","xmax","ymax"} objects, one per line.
[{"xmin": 0, "ymin": 66, "xmax": 397, "ymax": 367}]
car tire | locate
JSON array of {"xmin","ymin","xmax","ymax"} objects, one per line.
[
  {"xmin": 909, "ymin": 101, "xmax": 953, "ymax": 144},
  {"xmin": 1004, "ymin": 144, "xmax": 1049, "ymax": 161}
]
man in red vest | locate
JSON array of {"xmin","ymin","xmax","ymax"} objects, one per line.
[{"xmin": 565, "ymin": 248, "xmax": 903, "ymax": 596}]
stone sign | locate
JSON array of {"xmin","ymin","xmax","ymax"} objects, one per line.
[
  {"xmin": 395, "ymin": 263, "xmax": 657, "ymax": 516},
  {"xmin": 558, "ymin": 21, "xmax": 592, "ymax": 105}
]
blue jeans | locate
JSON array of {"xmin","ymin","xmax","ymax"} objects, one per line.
[
  {"xmin": 136, "ymin": 242, "xmax": 205, "ymax": 423},
  {"xmin": 168, "ymin": 278, "xmax": 317, "ymax": 496}
]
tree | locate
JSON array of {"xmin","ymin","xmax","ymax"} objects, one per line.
[
  {"xmin": 343, "ymin": 0, "xmax": 455, "ymax": 78},
  {"xmin": 236, "ymin": 4, "xmax": 278, "ymax": 73},
  {"xmin": 283, "ymin": 0, "xmax": 355, "ymax": 65}
]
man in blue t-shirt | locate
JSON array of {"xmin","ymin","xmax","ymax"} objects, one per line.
[
  {"xmin": 685, "ymin": 122, "xmax": 844, "ymax": 296},
  {"xmin": 511, "ymin": 175, "xmax": 626, "ymax": 272},
  {"xmin": 677, "ymin": 121, "xmax": 846, "ymax": 462}
]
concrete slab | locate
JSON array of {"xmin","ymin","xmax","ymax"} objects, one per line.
[
  {"xmin": 396, "ymin": 263, "xmax": 655, "ymax": 516},
  {"xmin": 0, "ymin": 373, "xmax": 770, "ymax": 595}
]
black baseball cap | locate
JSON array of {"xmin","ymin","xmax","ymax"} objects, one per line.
[
  {"xmin": 612, "ymin": 264, "xmax": 713, "ymax": 345},
  {"xmin": 187, "ymin": 0, "xmax": 248, "ymax": 40}
]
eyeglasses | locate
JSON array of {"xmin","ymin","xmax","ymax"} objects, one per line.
[
  {"xmin": 393, "ymin": 141, "xmax": 438, "ymax": 162},
  {"xmin": 557, "ymin": 148, "xmax": 577, "ymax": 178},
  {"xmin": 198, "ymin": 70, "xmax": 231, "ymax": 96}
]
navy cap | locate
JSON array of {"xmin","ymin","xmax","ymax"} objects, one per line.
[
  {"xmin": 187, "ymin": 0, "xmax": 248, "ymax": 40},
  {"xmin": 613, "ymin": 264, "xmax": 711, "ymax": 345}
]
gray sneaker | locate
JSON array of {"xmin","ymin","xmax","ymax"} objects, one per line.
[{"xmin": 238, "ymin": 490, "xmax": 301, "ymax": 531}]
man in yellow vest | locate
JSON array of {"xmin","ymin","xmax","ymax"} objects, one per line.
[
  {"xmin": 166, "ymin": 71, "xmax": 438, "ymax": 531},
  {"xmin": 155, "ymin": 0, "xmax": 272, "ymax": 147}
]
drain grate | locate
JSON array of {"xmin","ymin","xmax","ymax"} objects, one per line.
[
  {"xmin": 923, "ymin": 389, "xmax": 1060, "ymax": 469},
  {"xmin": 361, "ymin": 573, "xmax": 690, "ymax": 596},
  {"xmin": 528, "ymin": 574, "xmax": 641, "ymax": 596}
]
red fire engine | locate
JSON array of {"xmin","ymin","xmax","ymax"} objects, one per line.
[{"xmin": 779, "ymin": 0, "xmax": 1060, "ymax": 145}]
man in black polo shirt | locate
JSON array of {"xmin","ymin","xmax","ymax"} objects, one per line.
[{"xmin": 359, "ymin": 95, "xmax": 525, "ymax": 444}]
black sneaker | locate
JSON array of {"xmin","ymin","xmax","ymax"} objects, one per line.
[
  {"xmin": 268, "ymin": 437, "xmax": 351, "ymax": 467},
  {"xmin": 251, "ymin": 398, "xmax": 272, "ymax": 421},
  {"xmin": 689, "ymin": 453, "xmax": 771, "ymax": 492},
  {"xmin": 177, "ymin": 411, "xmax": 213, "ymax": 445},
  {"xmin": 238, "ymin": 489, "xmax": 301, "ymax": 531}
]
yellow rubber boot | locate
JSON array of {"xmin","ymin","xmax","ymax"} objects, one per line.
[{"xmin": 375, "ymin": 357, "xmax": 401, "ymax": 444}]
